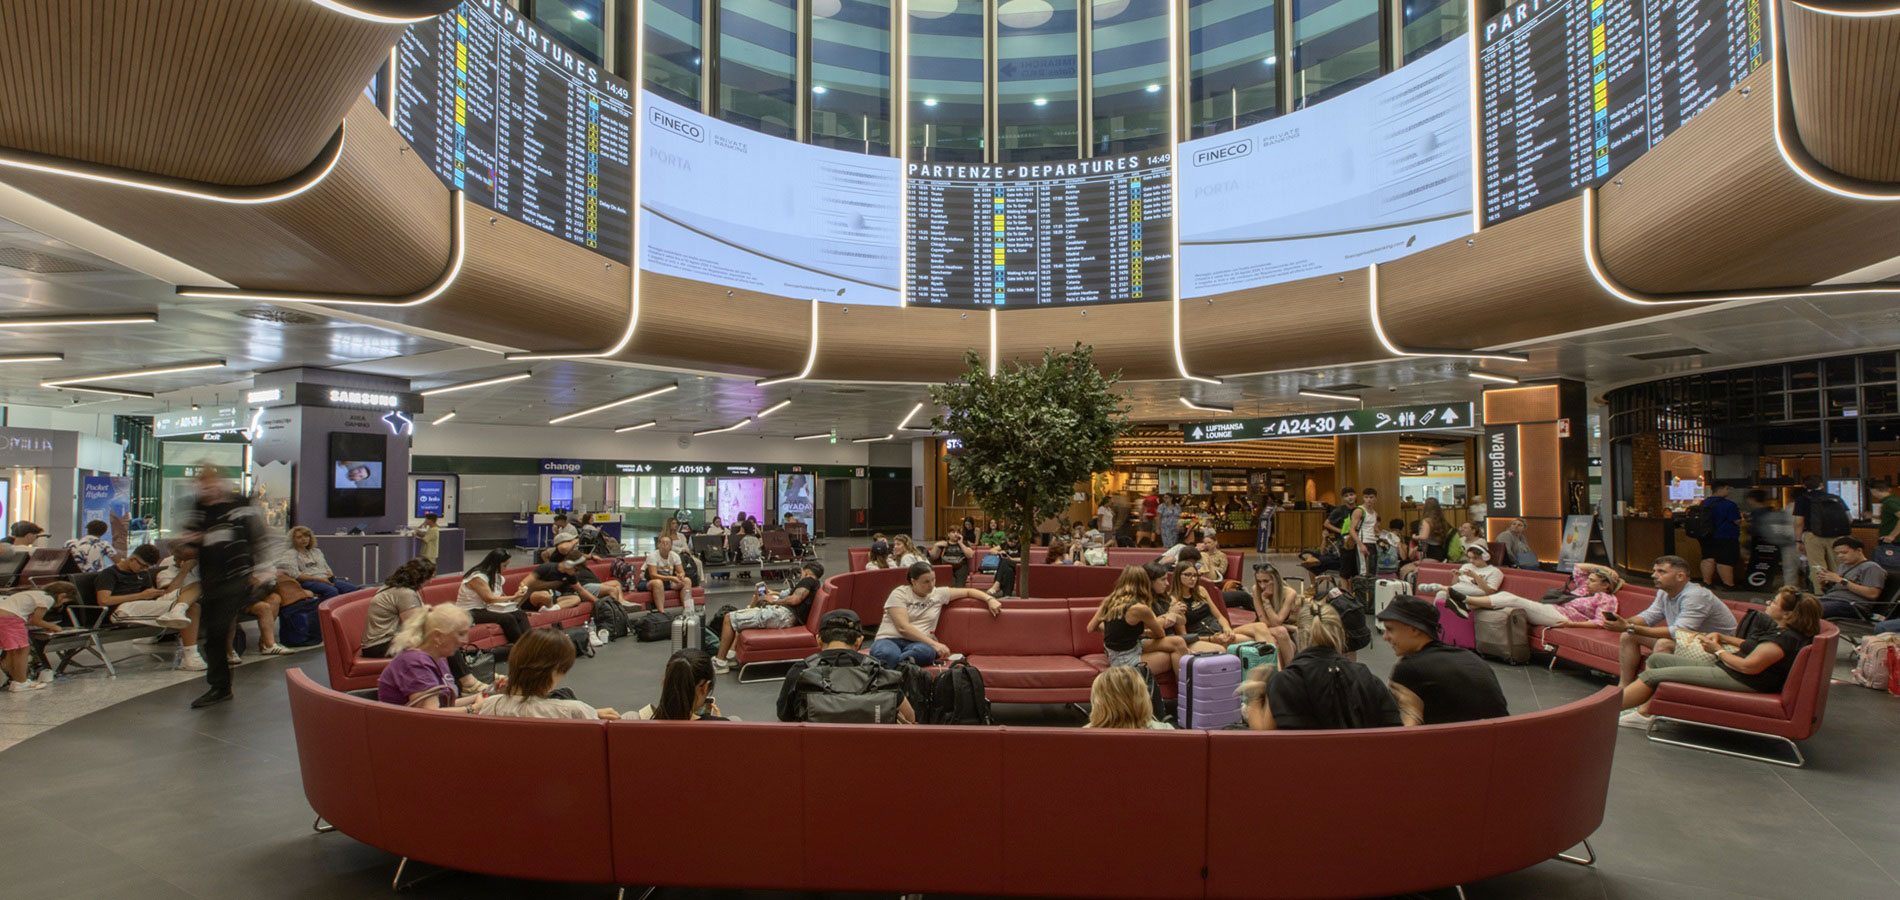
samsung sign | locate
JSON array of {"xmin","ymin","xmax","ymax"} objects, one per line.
[{"xmin": 289, "ymin": 383, "xmax": 425, "ymax": 414}]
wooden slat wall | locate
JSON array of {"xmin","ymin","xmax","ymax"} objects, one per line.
[
  {"xmin": 0, "ymin": 0, "xmax": 404, "ymax": 184},
  {"xmin": 1784, "ymin": 5, "xmax": 1900, "ymax": 183}
]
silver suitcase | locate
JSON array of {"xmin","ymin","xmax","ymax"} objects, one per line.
[{"xmin": 669, "ymin": 612, "xmax": 704, "ymax": 651}]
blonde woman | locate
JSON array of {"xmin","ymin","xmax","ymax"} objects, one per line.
[
  {"xmin": 286, "ymin": 526, "xmax": 359, "ymax": 600},
  {"xmin": 891, "ymin": 534, "xmax": 929, "ymax": 568},
  {"xmin": 1086, "ymin": 564, "xmax": 1192, "ymax": 675},
  {"xmin": 375, "ymin": 603, "xmax": 486, "ymax": 711},
  {"xmin": 1085, "ymin": 666, "xmax": 1173, "ymax": 729},
  {"xmin": 1248, "ymin": 603, "xmax": 1401, "ymax": 730}
]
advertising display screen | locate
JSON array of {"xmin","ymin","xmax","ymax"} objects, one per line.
[
  {"xmin": 1176, "ymin": 36, "xmax": 1473, "ymax": 298},
  {"xmin": 907, "ymin": 151, "xmax": 1174, "ymax": 307},
  {"xmin": 777, "ymin": 473, "xmax": 815, "ymax": 534},
  {"xmin": 717, "ymin": 477, "xmax": 766, "ymax": 527},
  {"xmin": 1478, "ymin": 0, "xmax": 1767, "ymax": 225},
  {"xmin": 640, "ymin": 92, "xmax": 902, "ymax": 305},
  {"xmin": 394, "ymin": 0, "xmax": 635, "ymax": 260},
  {"xmin": 549, "ymin": 476, "xmax": 575, "ymax": 512},
  {"xmin": 415, "ymin": 479, "xmax": 446, "ymax": 517},
  {"xmin": 327, "ymin": 433, "xmax": 388, "ymax": 519}
]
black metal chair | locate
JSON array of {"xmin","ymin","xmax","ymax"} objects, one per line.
[{"xmin": 1825, "ymin": 576, "xmax": 1900, "ymax": 649}]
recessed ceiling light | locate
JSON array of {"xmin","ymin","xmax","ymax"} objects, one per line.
[
  {"xmin": 694, "ymin": 418, "xmax": 752, "ymax": 436},
  {"xmin": 0, "ymin": 353, "xmax": 63, "ymax": 364},
  {"xmin": 42, "ymin": 359, "xmax": 225, "ymax": 387},
  {"xmin": 923, "ymin": 98, "xmax": 938, "ymax": 107},
  {"xmin": 1033, "ymin": 97, "xmax": 1048, "ymax": 106},
  {"xmin": 812, "ymin": 85, "xmax": 828, "ymax": 94},
  {"xmin": 1178, "ymin": 397, "xmax": 1234, "ymax": 413},
  {"xmin": 0, "ymin": 313, "xmax": 158, "ymax": 328},
  {"xmin": 757, "ymin": 399, "xmax": 791, "ymax": 417},
  {"xmin": 572, "ymin": 8, "xmax": 590, "ymax": 20},
  {"xmin": 852, "ymin": 433, "xmax": 894, "ymax": 443},
  {"xmin": 793, "ymin": 432, "xmax": 830, "ymax": 440},
  {"xmin": 1145, "ymin": 84, "xmax": 1161, "ymax": 93}
]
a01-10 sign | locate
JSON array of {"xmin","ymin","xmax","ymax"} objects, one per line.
[{"xmin": 1181, "ymin": 402, "xmax": 1475, "ymax": 444}]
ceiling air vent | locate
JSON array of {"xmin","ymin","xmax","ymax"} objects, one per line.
[
  {"xmin": 235, "ymin": 307, "xmax": 324, "ymax": 326},
  {"xmin": 1627, "ymin": 347, "xmax": 1708, "ymax": 361},
  {"xmin": 0, "ymin": 247, "xmax": 105, "ymax": 274}
]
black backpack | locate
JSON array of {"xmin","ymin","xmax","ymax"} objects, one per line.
[
  {"xmin": 1324, "ymin": 586, "xmax": 1373, "ymax": 654},
  {"xmin": 565, "ymin": 624, "xmax": 595, "ymax": 658},
  {"xmin": 794, "ymin": 654, "xmax": 908, "ymax": 723},
  {"xmin": 1808, "ymin": 492, "xmax": 1852, "ymax": 538},
  {"xmin": 634, "ymin": 611, "xmax": 672, "ymax": 642},
  {"xmin": 592, "ymin": 597, "xmax": 630, "ymax": 641},
  {"xmin": 1681, "ymin": 503, "xmax": 1716, "ymax": 540},
  {"xmin": 930, "ymin": 659, "xmax": 993, "ymax": 725},
  {"xmin": 897, "ymin": 661, "xmax": 937, "ymax": 724}
]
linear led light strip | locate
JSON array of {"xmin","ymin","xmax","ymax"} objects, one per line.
[
  {"xmin": 793, "ymin": 432, "xmax": 831, "ymax": 440},
  {"xmin": 306, "ymin": 0, "xmax": 446, "ymax": 24},
  {"xmin": 419, "ymin": 371, "xmax": 532, "ymax": 396},
  {"xmin": 988, "ymin": 309, "xmax": 999, "ymax": 376},
  {"xmin": 0, "ymin": 353, "xmax": 64, "ymax": 363},
  {"xmin": 852, "ymin": 433, "xmax": 894, "ymax": 443},
  {"xmin": 547, "ymin": 382, "xmax": 678, "ymax": 424},
  {"xmin": 42, "ymin": 359, "xmax": 225, "ymax": 388},
  {"xmin": 897, "ymin": 402, "xmax": 931, "ymax": 431},
  {"xmin": 1366, "ymin": 263, "xmax": 1531, "ymax": 362},
  {"xmin": 757, "ymin": 399, "xmax": 791, "ymax": 417},
  {"xmin": 178, "ymin": 192, "xmax": 465, "ymax": 306},
  {"xmin": 0, "ymin": 123, "xmax": 345, "ymax": 204},
  {"xmin": 0, "ymin": 314, "xmax": 158, "ymax": 328},
  {"xmin": 694, "ymin": 418, "xmax": 751, "ymax": 436},
  {"xmin": 1297, "ymin": 388, "xmax": 1361, "ymax": 403},
  {"xmin": 1166, "ymin": 0, "xmax": 1219, "ymax": 385},
  {"xmin": 758, "ymin": 299, "xmax": 821, "ymax": 386},
  {"xmin": 431, "ymin": 411, "xmax": 457, "ymax": 425},
  {"xmin": 1178, "ymin": 397, "xmax": 1233, "ymax": 413},
  {"xmin": 615, "ymin": 420, "xmax": 657, "ymax": 433}
]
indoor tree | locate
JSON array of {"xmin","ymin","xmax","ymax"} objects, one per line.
[{"xmin": 929, "ymin": 344, "xmax": 1130, "ymax": 597}]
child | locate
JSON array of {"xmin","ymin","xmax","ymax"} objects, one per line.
[{"xmin": 1, "ymin": 581, "xmax": 79, "ymax": 691}]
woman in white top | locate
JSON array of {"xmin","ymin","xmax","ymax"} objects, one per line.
[
  {"xmin": 703, "ymin": 517, "xmax": 728, "ymax": 536},
  {"xmin": 474, "ymin": 627, "xmax": 619, "ymax": 720},
  {"xmin": 456, "ymin": 549, "xmax": 532, "ymax": 644},
  {"xmin": 1420, "ymin": 544, "xmax": 1526, "ymax": 619},
  {"xmin": 891, "ymin": 534, "xmax": 929, "ymax": 568},
  {"xmin": 865, "ymin": 536, "xmax": 896, "ymax": 569},
  {"xmin": 287, "ymin": 526, "xmax": 360, "ymax": 600}
]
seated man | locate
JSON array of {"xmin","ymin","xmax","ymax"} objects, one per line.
[
  {"xmin": 519, "ymin": 556, "xmax": 596, "ymax": 613},
  {"xmin": 1602, "ymin": 554, "xmax": 1737, "ymax": 728},
  {"xmin": 64, "ymin": 519, "xmax": 117, "ymax": 573},
  {"xmin": 1378, "ymin": 595, "xmax": 1509, "ymax": 725},
  {"xmin": 870, "ymin": 561, "xmax": 1000, "ymax": 668},
  {"xmin": 560, "ymin": 549, "xmax": 622, "ymax": 606},
  {"xmin": 712, "ymin": 560, "xmax": 823, "ymax": 674},
  {"xmin": 2, "ymin": 520, "xmax": 45, "ymax": 558},
  {"xmin": 98, "ymin": 544, "xmax": 205, "ymax": 671},
  {"xmin": 642, "ymin": 534, "xmax": 690, "ymax": 612},
  {"xmin": 782, "ymin": 513, "xmax": 806, "ymax": 556},
  {"xmin": 776, "ymin": 608, "xmax": 916, "ymax": 723},
  {"xmin": 1817, "ymin": 536, "xmax": 1887, "ymax": 619}
]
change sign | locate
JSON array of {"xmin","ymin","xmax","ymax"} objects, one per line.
[{"xmin": 1181, "ymin": 402, "xmax": 1475, "ymax": 444}]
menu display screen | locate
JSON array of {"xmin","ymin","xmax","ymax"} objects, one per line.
[
  {"xmin": 906, "ymin": 152, "xmax": 1174, "ymax": 307},
  {"xmin": 1479, "ymin": 0, "xmax": 1767, "ymax": 225},
  {"xmin": 394, "ymin": 0, "xmax": 634, "ymax": 260}
]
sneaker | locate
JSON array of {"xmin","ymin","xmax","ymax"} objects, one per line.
[
  {"xmin": 711, "ymin": 657, "xmax": 731, "ymax": 674},
  {"xmin": 177, "ymin": 651, "xmax": 208, "ymax": 672},
  {"xmin": 7, "ymin": 680, "xmax": 45, "ymax": 692},
  {"xmin": 155, "ymin": 603, "xmax": 193, "ymax": 629},
  {"xmin": 228, "ymin": 652, "xmax": 244, "ymax": 665},
  {"xmin": 1444, "ymin": 589, "xmax": 1471, "ymax": 619},
  {"xmin": 1618, "ymin": 709, "xmax": 1653, "ymax": 730},
  {"xmin": 189, "ymin": 688, "xmax": 233, "ymax": 709},
  {"xmin": 133, "ymin": 635, "xmax": 168, "ymax": 645},
  {"xmin": 590, "ymin": 628, "xmax": 608, "ymax": 647},
  {"xmin": 261, "ymin": 644, "xmax": 295, "ymax": 656}
]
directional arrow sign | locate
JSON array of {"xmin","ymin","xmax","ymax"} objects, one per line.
[{"xmin": 1180, "ymin": 401, "xmax": 1477, "ymax": 444}]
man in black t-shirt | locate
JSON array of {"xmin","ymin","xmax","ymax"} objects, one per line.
[
  {"xmin": 1325, "ymin": 489, "xmax": 1358, "ymax": 577},
  {"xmin": 1379, "ymin": 595, "xmax": 1509, "ymax": 726},
  {"xmin": 521, "ymin": 557, "xmax": 598, "ymax": 613},
  {"xmin": 714, "ymin": 560, "xmax": 823, "ymax": 674},
  {"xmin": 177, "ymin": 468, "xmax": 270, "ymax": 708}
]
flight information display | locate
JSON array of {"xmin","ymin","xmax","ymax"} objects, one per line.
[
  {"xmin": 1479, "ymin": 0, "xmax": 1767, "ymax": 225},
  {"xmin": 906, "ymin": 153, "xmax": 1174, "ymax": 307},
  {"xmin": 394, "ymin": 0, "xmax": 634, "ymax": 260}
]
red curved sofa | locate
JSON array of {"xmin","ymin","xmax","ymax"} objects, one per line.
[
  {"xmin": 318, "ymin": 560, "xmax": 706, "ymax": 692},
  {"xmin": 1414, "ymin": 562, "xmax": 1837, "ymax": 765},
  {"xmin": 287, "ymin": 667, "xmax": 1617, "ymax": 898}
]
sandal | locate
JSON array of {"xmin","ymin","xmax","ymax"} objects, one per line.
[{"xmin": 261, "ymin": 644, "xmax": 295, "ymax": 656}]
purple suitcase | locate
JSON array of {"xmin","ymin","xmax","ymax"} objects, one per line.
[
  {"xmin": 1176, "ymin": 652, "xmax": 1245, "ymax": 729},
  {"xmin": 1433, "ymin": 597, "xmax": 1476, "ymax": 650}
]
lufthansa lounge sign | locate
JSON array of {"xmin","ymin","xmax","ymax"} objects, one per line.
[{"xmin": 1180, "ymin": 402, "xmax": 1475, "ymax": 444}]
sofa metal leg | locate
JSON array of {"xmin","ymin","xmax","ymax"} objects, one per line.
[
  {"xmin": 313, "ymin": 816, "xmax": 336, "ymax": 834},
  {"xmin": 618, "ymin": 887, "xmax": 655, "ymax": 900},
  {"xmin": 1553, "ymin": 837, "xmax": 1594, "ymax": 866},
  {"xmin": 1453, "ymin": 886, "xmax": 1467, "ymax": 900},
  {"xmin": 391, "ymin": 857, "xmax": 450, "ymax": 891},
  {"xmin": 1646, "ymin": 716, "xmax": 1806, "ymax": 767},
  {"xmin": 736, "ymin": 660, "xmax": 794, "ymax": 684},
  {"xmin": 899, "ymin": 893, "xmax": 925, "ymax": 900}
]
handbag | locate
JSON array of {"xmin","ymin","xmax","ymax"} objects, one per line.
[
  {"xmin": 1540, "ymin": 587, "xmax": 1573, "ymax": 604},
  {"xmin": 1671, "ymin": 630, "xmax": 1723, "ymax": 665}
]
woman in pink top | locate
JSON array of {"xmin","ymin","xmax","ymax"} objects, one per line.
[{"xmin": 1461, "ymin": 566, "xmax": 1624, "ymax": 628}]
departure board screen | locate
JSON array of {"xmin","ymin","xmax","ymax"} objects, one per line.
[
  {"xmin": 906, "ymin": 152, "xmax": 1174, "ymax": 307},
  {"xmin": 1479, "ymin": 0, "xmax": 1766, "ymax": 226},
  {"xmin": 394, "ymin": 0, "xmax": 634, "ymax": 261}
]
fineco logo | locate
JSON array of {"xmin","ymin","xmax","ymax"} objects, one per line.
[
  {"xmin": 1193, "ymin": 140, "xmax": 1252, "ymax": 167},
  {"xmin": 649, "ymin": 108, "xmax": 705, "ymax": 142}
]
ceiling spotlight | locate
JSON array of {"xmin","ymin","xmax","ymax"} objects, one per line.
[
  {"xmin": 571, "ymin": 8, "xmax": 590, "ymax": 20},
  {"xmin": 812, "ymin": 85, "xmax": 828, "ymax": 94},
  {"xmin": 432, "ymin": 411, "xmax": 457, "ymax": 425},
  {"xmin": 922, "ymin": 98, "xmax": 938, "ymax": 107},
  {"xmin": 852, "ymin": 433, "xmax": 895, "ymax": 443},
  {"xmin": 757, "ymin": 399, "xmax": 791, "ymax": 418},
  {"xmin": 419, "ymin": 371, "xmax": 532, "ymax": 396},
  {"xmin": 615, "ymin": 420, "xmax": 658, "ymax": 433},
  {"xmin": 548, "ymin": 382, "xmax": 679, "ymax": 424},
  {"xmin": 1145, "ymin": 84, "xmax": 1161, "ymax": 93},
  {"xmin": 1297, "ymin": 388, "xmax": 1361, "ymax": 403},
  {"xmin": 1033, "ymin": 97, "xmax": 1048, "ymax": 106},
  {"xmin": 1468, "ymin": 371, "xmax": 1520, "ymax": 384}
]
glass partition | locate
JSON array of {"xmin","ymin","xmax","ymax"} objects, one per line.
[
  {"xmin": 644, "ymin": 0, "xmax": 702, "ymax": 107},
  {"xmin": 997, "ymin": 0, "xmax": 1081, "ymax": 161},
  {"xmin": 1090, "ymin": 0, "xmax": 1171, "ymax": 155},
  {"xmin": 1402, "ymin": 0, "xmax": 1467, "ymax": 62},
  {"xmin": 909, "ymin": 0, "xmax": 986, "ymax": 161},
  {"xmin": 1186, "ymin": 0, "xmax": 1279, "ymax": 140},
  {"xmin": 719, "ymin": 0, "xmax": 800, "ymax": 137},
  {"xmin": 1291, "ymin": 0, "xmax": 1382, "ymax": 109},
  {"xmin": 811, "ymin": 0, "xmax": 894, "ymax": 153}
]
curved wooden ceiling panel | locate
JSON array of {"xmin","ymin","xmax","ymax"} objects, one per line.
[
  {"xmin": 1783, "ymin": 4, "xmax": 1900, "ymax": 184},
  {"xmin": 0, "ymin": 0, "xmax": 405, "ymax": 185}
]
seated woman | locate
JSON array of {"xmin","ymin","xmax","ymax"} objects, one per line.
[
  {"xmin": 285, "ymin": 526, "xmax": 360, "ymax": 600},
  {"xmin": 1225, "ymin": 565, "xmax": 1301, "ymax": 665},
  {"xmin": 1084, "ymin": 666, "xmax": 1173, "ymax": 729},
  {"xmin": 360, "ymin": 560, "xmax": 485, "ymax": 695},
  {"xmin": 1086, "ymin": 564, "xmax": 1193, "ymax": 675},
  {"xmin": 865, "ymin": 537, "xmax": 896, "ymax": 570},
  {"xmin": 703, "ymin": 516, "xmax": 728, "ymax": 536},
  {"xmin": 1043, "ymin": 538, "xmax": 1074, "ymax": 565},
  {"xmin": 1167, "ymin": 559, "xmax": 1238, "ymax": 654},
  {"xmin": 1463, "ymin": 563, "xmax": 1623, "ymax": 629},
  {"xmin": 638, "ymin": 648, "xmax": 725, "ymax": 720},
  {"xmin": 475, "ymin": 627, "xmax": 619, "ymax": 720},
  {"xmin": 1419, "ymin": 544, "xmax": 1524, "ymax": 619},
  {"xmin": 231, "ymin": 573, "xmax": 305, "ymax": 661},
  {"xmin": 1240, "ymin": 603, "xmax": 1402, "ymax": 730},
  {"xmin": 1619, "ymin": 588, "xmax": 1823, "ymax": 726},
  {"xmin": 375, "ymin": 602, "xmax": 487, "ymax": 711},
  {"xmin": 890, "ymin": 534, "xmax": 928, "ymax": 568},
  {"xmin": 455, "ymin": 548, "xmax": 532, "ymax": 645}
]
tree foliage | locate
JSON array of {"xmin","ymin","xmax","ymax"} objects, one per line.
[{"xmin": 929, "ymin": 344, "xmax": 1130, "ymax": 595}]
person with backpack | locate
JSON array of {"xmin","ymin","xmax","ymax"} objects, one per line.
[
  {"xmin": 776, "ymin": 609, "xmax": 916, "ymax": 724},
  {"xmin": 1793, "ymin": 475, "xmax": 1853, "ymax": 592},
  {"xmin": 1238, "ymin": 602, "xmax": 1401, "ymax": 731},
  {"xmin": 1690, "ymin": 483, "xmax": 1743, "ymax": 589},
  {"xmin": 870, "ymin": 561, "xmax": 1000, "ymax": 667},
  {"xmin": 712, "ymin": 560, "xmax": 822, "ymax": 674}
]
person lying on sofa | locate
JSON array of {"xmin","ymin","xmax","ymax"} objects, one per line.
[
  {"xmin": 1419, "ymin": 544, "xmax": 1524, "ymax": 620},
  {"xmin": 1238, "ymin": 603, "xmax": 1401, "ymax": 731},
  {"xmin": 1459, "ymin": 564, "xmax": 1623, "ymax": 630},
  {"xmin": 870, "ymin": 561, "xmax": 1000, "ymax": 667},
  {"xmin": 376, "ymin": 603, "xmax": 488, "ymax": 712},
  {"xmin": 1084, "ymin": 666, "xmax": 1173, "ymax": 730},
  {"xmin": 1378, "ymin": 595, "xmax": 1509, "ymax": 726},
  {"xmin": 475, "ymin": 626, "xmax": 619, "ymax": 720},
  {"xmin": 1617, "ymin": 587, "xmax": 1822, "ymax": 730},
  {"xmin": 776, "ymin": 609, "xmax": 916, "ymax": 724},
  {"xmin": 712, "ymin": 560, "xmax": 823, "ymax": 674},
  {"xmin": 1602, "ymin": 554, "xmax": 1736, "ymax": 716},
  {"xmin": 519, "ymin": 556, "xmax": 596, "ymax": 614}
]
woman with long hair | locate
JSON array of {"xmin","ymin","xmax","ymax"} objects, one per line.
[
  {"xmin": 865, "ymin": 535, "xmax": 895, "ymax": 570},
  {"xmin": 361, "ymin": 560, "xmax": 482, "ymax": 694},
  {"xmin": 643, "ymin": 647, "xmax": 725, "ymax": 720},
  {"xmin": 454, "ymin": 548, "xmax": 532, "ymax": 644},
  {"xmin": 1085, "ymin": 666, "xmax": 1172, "ymax": 729},
  {"xmin": 1086, "ymin": 564, "xmax": 1192, "ymax": 675},
  {"xmin": 475, "ymin": 627, "xmax": 618, "ymax": 719},
  {"xmin": 376, "ymin": 602, "xmax": 485, "ymax": 711},
  {"xmin": 286, "ymin": 525, "xmax": 360, "ymax": 600},
  {"xmin": 1168, "ymin": 559, "xmax": 1237, "ymax": 654},
  {"xmin": 891, "ymin": 534, "xmax": 928, "ymax": 568},
  {"xmin": 1416, "ymin": 499, "xmax": 1450, "ymax": 561},
  {"xmin": 1243, "ymin": 603, "xmax": 1402, "ymax": 730}
]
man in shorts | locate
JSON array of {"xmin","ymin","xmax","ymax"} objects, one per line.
[
  {"xmin": 642, "ymin": 534, "xmax": 691, "ymax": 612},
  {"xmin": 713, "ymin": 560, "xmax": 823, "ymax": 673},
  {"xmin": 98, "ymin": 543, "xmax": 205, "ymax": 670},
  {"xmin": 520, "ymin": 556, "xmax": 597, "ymax": 613}
]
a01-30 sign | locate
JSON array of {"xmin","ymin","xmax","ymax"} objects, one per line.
[{"xmin": 1181, "ymin": 402, "xmax": 1474, "ymax": 444}]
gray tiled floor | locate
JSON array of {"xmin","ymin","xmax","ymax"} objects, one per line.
[{"xmin": 3, "ymin": 545, "xmax": 1899, "ymax": 900}]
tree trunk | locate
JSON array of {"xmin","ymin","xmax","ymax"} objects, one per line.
[{"xmin": 1018, "ymin": 525, "xmax": 1035, "ymax": 597}]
